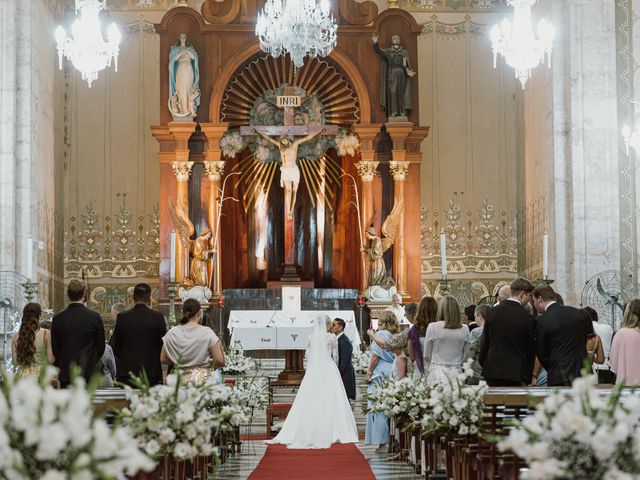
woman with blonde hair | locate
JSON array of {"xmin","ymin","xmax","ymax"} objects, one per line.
[
  {"xmin": 364, "ymin": 310, "xmax": 397, "ymax": 448},
  {"xmin": 423, "ymin": 295, "xmax": 469, "ymax": 387},
  {"xmin": 610, "ymin": 299, "xmax": 640, "ymax": 386}
]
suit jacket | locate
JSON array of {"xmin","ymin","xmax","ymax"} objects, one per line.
[
  {"xmin": 110, "ymin": 304, "xmax": 167, "ymax": 386},
  {"xmin": 51, "ymin": 303, "xmax": 106, "ymax": 385},
  {"xmin": 537, "ymin": 303, "xmax": 587, "ymax": 386},
  {"xmin": 337, "ymin": 333, "xmax": 356, "ymax": 400},
  {"xmin": 479, "ymin": 300, "xmax": 536, "ymax": 385}
]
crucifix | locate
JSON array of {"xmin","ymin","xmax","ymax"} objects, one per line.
[{"xmin": 240, "ymin": 85, "xmax": 338, "ymax": 282}]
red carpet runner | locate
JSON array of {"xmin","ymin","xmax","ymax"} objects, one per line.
[{"xmin": 248, "ymin": 444, "xmax": 375, "ymax": 479}]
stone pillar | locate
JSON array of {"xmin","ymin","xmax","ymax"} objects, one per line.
[
  {"xmin": 385, "ymin": 122, "xmax": 413, "ymax": 299},
  {"xmin": 355, "ymin": 160, "xmax": 379, "ymax": 292},
  {"xmin": 389, "ymin": 161, "xmax": 410, "ymax": 298},
  {"xmin": 203, "ymin": 160, "xmax": 226, "ymax": 295},
  {"xmin": 200, "ymin": 123, "xmax": 229, "ymax": 296},
  {"xmin": 171, "ymin": 160, "xmax": 194, "ymax": 282}
]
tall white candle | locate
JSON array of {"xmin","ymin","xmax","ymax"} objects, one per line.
[
  {"xmin": 440, "ymin": 230, "xmax": 447, "ymax": 277},
  {"xmin": 542, "ymin": 231, "xmax": 549, "ymax": 278},
  {"xmin": 26, "ymin": 235, "xmax": 33, "ymax": 281},
  {"xmin": 170, "ymin": 231, "xmax": 176, "ymax": 281}
]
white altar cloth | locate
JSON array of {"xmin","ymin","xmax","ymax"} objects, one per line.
[{"xmin": 229, "ymin": 310, "xmax": 360, "ymax": 350}]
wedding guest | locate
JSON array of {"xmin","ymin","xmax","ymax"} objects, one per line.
[
  {"xmin": 392, "ymin": 348, "xmax": 407, "ymax": 380},
  {"xmin": 423, "ymin": 295, "xmax": 469, "ymax": 387},
  {"xmin": 479, "ymin": 278, "xmax": 536, "ymax": 386},
  {"xmin": 367, "ymin": 304, "xmax": 418, "ymax": 373},
  {"xmin": 533, "ymin": 285, "xmax": 586, "ymax": 386},
  {"xmin": 610, "ymin": 299, "xmax": 640, "ymax": 386},
  {"xmin": 463, "ymin": 304, "xmax": 490, "ymax": 384},
  {"xmin": 101, "ymin": 343, "xmax": 117, "ymax": 387},
  {"xmin": 494, "ymin": 285, "xmax": 511, "ymax": 306},
  {"xmin": 409, "ymin": 296, "xmax": 438, "ymax": 379},
  {"xmin": 111, "ymin": 283, "xmax": 166, "ymax": 387},
  {"xmin": 404, "ymin": 303, "xmax": 418, "ymax": 325},
  {"xmin": 365, "ymin": 311, "xmax": 397, "ymax": 448},
  {"xmin": 108, "ymin": 302, "xmax": 126, "ymax": 340},
  {"xmin": 52, "ymin": 279, "xmax": 105, "ymax": 388},
  {"xmin": 585, "ymin": 306, "xmax": 614, "ymax": 384},
  {"xmin": 11, "ymin": 303, "xmax": 54, "ymax": 377},
  {"xmin": 464, "ymin": 304, "xmax": 478, "ymax": 331},
  {"xmin": 581, "ymin": 309, "xmax": 604, "ymax": 367},
  {"xmin": 161, "ymin": 299, "xmax": 224, "ymax": 386}
]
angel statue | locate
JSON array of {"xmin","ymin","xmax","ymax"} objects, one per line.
[
  {"xmin": 168, "ymin": 201, "xmax": 213, "ymax": 288},
  {"xmin": 362, "ymin": 200, "xmax": 404, "ymax": 287}
]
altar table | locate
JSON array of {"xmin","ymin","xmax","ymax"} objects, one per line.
[{"xmin": 229, "ymin": 310, "xmax": 361, "ymax": 351}]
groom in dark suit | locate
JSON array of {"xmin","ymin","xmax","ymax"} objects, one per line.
[{"xmin": 332, "ymin": 318, "xmax": 356, "ymax": 400}]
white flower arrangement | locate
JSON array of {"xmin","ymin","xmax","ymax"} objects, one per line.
[
  {"xmin": 230, "ymin": 376, "xmax": 269, "ymax": 415},
  {"xmin": 499, "ymin": 375, "xmax": 640, "ymax": 480},
  {"xmin": 420, "ymin": 361, "xmax": 488, "ymax": 437},
  {"xmin": 367, "ymin": 376, "xmax": 430, "ymax": 422},
  {"xmin": 220, "ymin": 130, "xmax": 246, "ymax": 158},
  {"xmin": 222, "ymin": 348, "xmax": 255, "ymax": 376},
  {"xmin": 0, "ymin": 367, "xmax": 154, "ymax": 479},
  {"xmin": 352, "ymin": 348, "xmax": 370, "ymax": 374},
  {"xmin": 334, "ymin": 129, "xmax": 360, "ymax": 157},
  {"xmin": 120, "ymin": 373, "xmax": 247, "ymax": 461}
]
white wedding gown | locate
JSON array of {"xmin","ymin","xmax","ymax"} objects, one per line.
[{"xmin": 267, "ymin": 317, "xmax": 359, "ymax": 449}]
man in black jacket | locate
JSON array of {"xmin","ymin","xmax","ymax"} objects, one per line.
[
  {"xmin": 533, "ymin": 285, "xmax": 586, "ymax": 386},
  {"xmin": 479, "ymin": 277, "xmax": 536, "ymax": 386},
  {"xmin": 332, "ymin": 318, "xmax": 356, "ymax": 400},
  {"xmin": 110, "ymin": 283, "xmax": 167, "ymax": 386},
  {"xmin": 51, "ymin": 279, "xmax": 105, "ymax": 388}
]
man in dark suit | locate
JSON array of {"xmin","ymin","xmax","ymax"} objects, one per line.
[
  {"xmin": 332, "ymin": 318, "xmax": 356, "ymax": 400},
  {"xmin": 51, "ymin": 279, "xmax": 105, "ymax": 388},
  {"xmin": 479, "ymin": 277, "xmax": 536, "ymax": 386},
  {"xmin": 533, "ymin": 285, "xmax": 587, "ymax": 386},
  {"xmin": 110, "ymin": 283, "xmax": 167, "ymax": 386}
]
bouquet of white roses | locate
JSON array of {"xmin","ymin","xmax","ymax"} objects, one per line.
[
  {"xmin": 352, "ymin": 348, "xmax": 370, "ymax": 374},
  {"xmin": 420, "ymin": 362, "xmax": 488, "ymax": 437},
  {"xmin": 121, "ymin": 373, "xmax": 245, "ymax": 460},
  {"xmin": 0, "ymin": 367, "xmax": 154, "ymax": 479},
  {"xmin": 499, "ymin": 375, "xmax": 640, "ymax": 480},
  {"xmin": 223, "ymin": 348, "xmax": 255, "ymax": 376},
  {"xmin": 367, "ymin": 376, "xmax": 430, "ymax": 422},
  {"xmin": 230, "ymin": 376, "xmax": 269, "ymax": 417}
]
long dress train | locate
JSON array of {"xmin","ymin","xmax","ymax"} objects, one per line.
[{"xmin": 267, "ymin": 317, "xmax": 359, "ymax": 449}]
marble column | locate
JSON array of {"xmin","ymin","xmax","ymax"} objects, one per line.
[
  {"xmin": 200, "ymin": 123, "xmax": 229, "ymax": 296},
  {"xmin": 355, "ymin": 160, "xmax": 379, "ymax": 293},
  {"xmin": 171, "ymin": 160, "xmax": 194, "ymax": 283},
  {"xmin": 203, "ymin": 160, "xmax": 226, "ymax": 295},
  {"xmin": 389, "ymin": 161, "xmax": 410, "ymax": 298}
]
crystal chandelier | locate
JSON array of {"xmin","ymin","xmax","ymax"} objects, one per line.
[
  {"xmin": 55, "ymin": 0, "xmax": 121, "ymax": 88},
  {"xmin": 622, "ymin": 123, "xmax": 640, "ymax": 155},
  {"xmin": 490, "ymin": 0, "xmax": 554, "ymax": 89},
  {"xmin": 256, "ymin": 0, "xmax": 338, "ymax": 69}
]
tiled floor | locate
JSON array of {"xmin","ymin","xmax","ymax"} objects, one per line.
[{"xmin": 214, "ymin": 441, "xmax": 422, "ymax": 479}]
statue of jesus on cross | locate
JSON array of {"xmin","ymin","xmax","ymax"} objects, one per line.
[{"xmin": 253, "ymin": 128, "xmax": 325, "ymax": 219}]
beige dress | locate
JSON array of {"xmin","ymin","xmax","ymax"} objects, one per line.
[
  {"xmin": 163, "ymin": 325, "xmax": 219, "ymax": 386},
  {"xmin": 13, "ymin": 329, "xmax": 49, "ymax": 378}
]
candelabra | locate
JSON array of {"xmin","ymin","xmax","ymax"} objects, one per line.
[
  {"xmin": 166, "ymin": 280, "xmax": 179, "ymax": 326},
  {"xmin": 21, "ymin": 280, "xmax": 38, "ymax": 303}
]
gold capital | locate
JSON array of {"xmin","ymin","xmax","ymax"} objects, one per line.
[
  {"xmin": 171, "ymin": 161, "xmax": 194, "ymax": 181},
  {"xmin": 389, "ymin": 161, "xmax": 410, "ymax": 180},
  {"xmin": 203, "ymin": 161, "xmax": 226, "ymax": 181},
  {"xmin": 355, "ymin": 160, "xmax": 379, "ymax": 181}
]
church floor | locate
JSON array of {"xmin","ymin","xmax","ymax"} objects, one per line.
[{"xmin": 214, "ymin": 441, "xmax": 421, "ymax": 479}]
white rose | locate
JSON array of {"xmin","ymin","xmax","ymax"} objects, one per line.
[
  {"xmin": 40, "ymin": 470, "xmax": 67, "ymax": 480},
  {"xmin": 173, "ymin": 442, "xmax": 191, "ymax": 460},
  {"xmin": 159, "ymin": 428, "xmax": 176, "ymax": 444},
  {"xmin": 145, "ymin": 439, "xmax": 161, "ymax": 456}
]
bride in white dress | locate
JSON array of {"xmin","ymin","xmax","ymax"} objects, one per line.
[{"xmin": 267, "ymin": 314, "xmax": 359, "ymax": 449}]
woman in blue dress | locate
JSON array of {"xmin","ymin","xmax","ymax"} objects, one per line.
[{"xmin": 365, "ymin": 311, "xmax": 399, "ymax": 447}]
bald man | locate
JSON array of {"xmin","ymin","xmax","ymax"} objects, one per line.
[{"xmin": 494, "ymin": 285, "xmax": 511, "ymax": 306}]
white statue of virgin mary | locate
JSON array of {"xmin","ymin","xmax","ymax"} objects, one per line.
[{"xmin": 168, "ymin": 33, "xmax": 200, "ymax": 119}]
